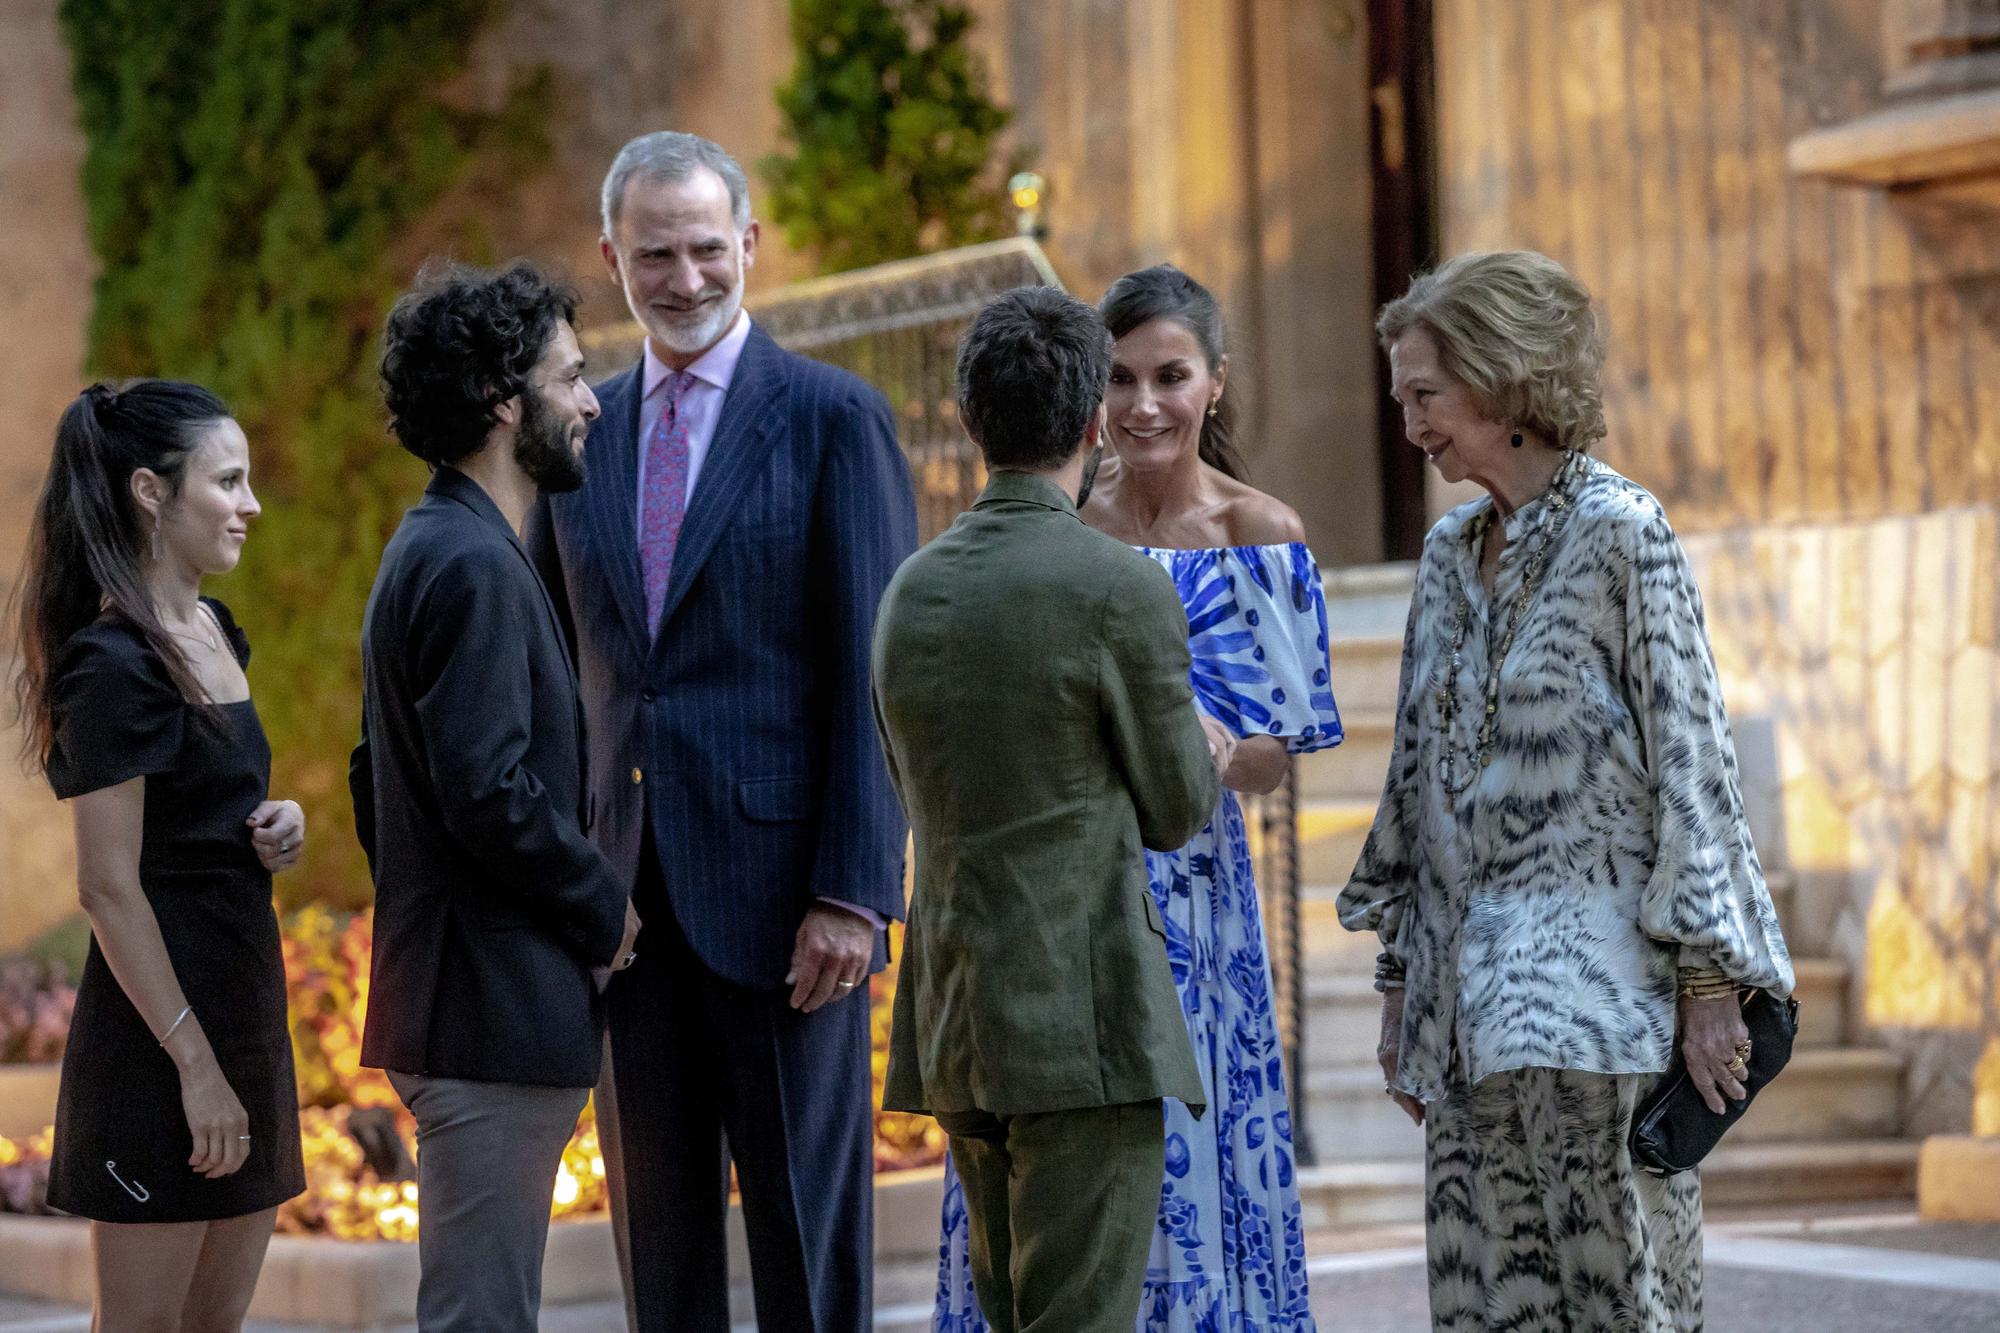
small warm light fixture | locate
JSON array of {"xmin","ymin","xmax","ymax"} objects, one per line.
[{"xmin": 1009, "ymin": 170, "xmax": 1047, "ymax": 239}]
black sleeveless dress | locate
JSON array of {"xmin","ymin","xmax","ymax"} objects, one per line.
[{"xmin": 42, "ymin": 600, "xmax": 305, "ymax": 1222}]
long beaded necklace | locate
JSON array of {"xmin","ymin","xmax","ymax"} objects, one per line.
[{"xmin": 1435, "ymin": 460, "xmax": 1582, "ymax": 802}]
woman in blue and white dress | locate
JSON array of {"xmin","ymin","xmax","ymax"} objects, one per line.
[{"xmin": 932, "ymin": 265, "xmax": 1341, "ymax": 1332}]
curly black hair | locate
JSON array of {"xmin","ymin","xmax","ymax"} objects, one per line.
[{"xmin": 379, "ymin": 261, "xmax": 580, "ymax": 467}]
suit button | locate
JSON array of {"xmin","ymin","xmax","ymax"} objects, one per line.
[
  {"xmin": 631, "ymin": 767, "xmax": 644, "ymax": 785},
  {"xmin": 641, "ymin": 688, "xmax": 657, "ymax": 703}
]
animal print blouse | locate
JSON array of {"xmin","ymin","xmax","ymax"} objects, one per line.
[{"xmin": 1338, "ymin": 450, "xmax": 1793, "ymax": 1102}]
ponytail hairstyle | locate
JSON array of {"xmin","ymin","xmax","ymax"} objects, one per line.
[
  {"xmin": 1098, "ymin": 264, "xmax": 1248, "ymax": 482},
  {"xmin": 10, "ymin": 380, "xmax": 231, "ymax": 767}
]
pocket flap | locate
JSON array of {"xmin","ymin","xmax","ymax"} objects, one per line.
[{"xmin": 737, "ymin": 776, "xmax": 815, "ymax": 823}]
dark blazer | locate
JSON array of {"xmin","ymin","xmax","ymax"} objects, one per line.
[
  {"xmin": 351, "ymin": 466, "xmax": 628, "ymax": 1088},
  {"xmin": 527, "ymin": 323, "xmax": 917, "ymax": 988}
]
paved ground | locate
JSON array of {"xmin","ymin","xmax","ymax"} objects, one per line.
[{"xmin": 2, "ymin": 1205, "xmax": 1994, "ymax": 1330}]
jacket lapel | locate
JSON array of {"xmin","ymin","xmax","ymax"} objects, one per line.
[
  {"xmin": 650, "ymin": 325, "xmax": 787, "ymax": 640},
  {"xmin": 580, "ymin": 364, "xmax": 650, "ymax": 656},
  {"xmin": 430, "ymin": 468, "xmax": 582, "ymax": 682}
]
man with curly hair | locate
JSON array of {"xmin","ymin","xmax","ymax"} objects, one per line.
[{"xmin": 351, "ymin": 261, "xmax": 642, "ymax": 1332}]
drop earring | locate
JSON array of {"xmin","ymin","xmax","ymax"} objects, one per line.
[
  {"xmin": 1510, "ymin": 429, "xmax": 1524, "ymax": 449},
  {"xmin": 1207, "ymin": 402, "xmax": 1220, "ymax": 419},
  {"xmin": 150, "ymin": 521, "xmax": 163, "ymax": 563}
]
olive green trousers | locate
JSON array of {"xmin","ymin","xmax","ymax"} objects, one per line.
[{"xmin": 935, "ymin": 1099, "xmax": 1164, "ymax": 1333}]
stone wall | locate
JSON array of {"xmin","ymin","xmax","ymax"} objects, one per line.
[
  {"xmin": 1687, "ymin": 507, "xmax": 2000, "ymax": 1136},
  {"xmin": 0, "ymin": 0, "xmax": 92, "ymax": 951},
  {"xmin": 1431, "ymin": 0, "xmax": 2000, "ymax": 532}
]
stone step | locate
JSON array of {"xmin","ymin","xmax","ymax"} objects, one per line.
[
  {"xmin": 1737, "ymin": 1046, "xmax": 1905, "ymax": 1142},
  {"xmin": 1327, "ymin": 633, "xmax": 1405, "ymax": 716},
  {"xmin": 1297, "ymin": 712, "xmax": 1395, "ymax": 803},
  {"xmin": 1298, "ymin": 798, "xmax": 1377, "ymax": 889},
  {"xmin": 1301, "ymin": 957, "xmax": 1854, "ymax": 1085},
  {"xmin": 1305, "ymin": 973, "xmax": 1385, "ymax": 1068},
  {"xmin": 1303, "ymin": 1044, "xmax": 1904, "ymax": 1164},
  {"xmin": 1297, "ymin": 1138, "xmax": 1920, "ymax": 1229},
  {"xmin": 1791, "ymin": 957, "xmax": 1848, "ymax": 1049},
  {"xmin": 1304, "ymin": 1065, "xmax": 1428, "ymax": 1161},
  {"xmin": 1301, "ymin": 883, "xmax": 1381, "ymax": 972}
]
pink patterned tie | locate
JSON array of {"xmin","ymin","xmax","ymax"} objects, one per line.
[{"xmin": 640, "ymin": 370, "xmax": 695, "ymax": 635}]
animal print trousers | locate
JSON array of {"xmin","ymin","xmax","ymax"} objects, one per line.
[{"xmin": 1423, "ymin": 1067, "xmax": 1703, "ymax": 1332}]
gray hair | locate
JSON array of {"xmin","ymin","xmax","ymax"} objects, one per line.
[
  {"xmin": 600, "ymin": 132, "xmax": 753, "ymax": 238},
  {"xmin": 1376, "ymin": 250, "xmax": 1608, "ymax": 453}
]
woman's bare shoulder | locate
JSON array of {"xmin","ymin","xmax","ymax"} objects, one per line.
[{"xmin": 1219, "ymin": 481, "xmax": 1307, "ymax": 546}]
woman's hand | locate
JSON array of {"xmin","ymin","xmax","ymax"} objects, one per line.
[
  {"xmin": 1223, "ymin": 735, "xmax": 1290, "ymax": 795},
  {"xmin": 1678, "ymin": 992, "xmax": 1751, "ymax": 1114},
  {"xmin": 247, "ymin": 799, "xmax": 305, "ymax": 873},
  {"xmin": 176, "ymin": 1053, "xmax": 251, "ymax": 1178},
  {"xmin": 1198, "ymin": 715, "xmax": 1239, "ymax": 779},
  {"xmin": 1378, "ymin": 989, "xmax": 1426, "ymax": 1126}
]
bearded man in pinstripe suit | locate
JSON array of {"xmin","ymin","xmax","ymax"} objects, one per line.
[{"xmin": 525, "ymin": 132, "xmax": 917, "ymax": 1333}]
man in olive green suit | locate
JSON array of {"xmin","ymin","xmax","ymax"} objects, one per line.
[{"xmin": 872, "ymin": 287, "xmax": 1234, "ymax": 1333}]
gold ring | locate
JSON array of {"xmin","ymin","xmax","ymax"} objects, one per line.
[
  {"xmin": 836, "ymin": 980, "xmax": 857, "ymax": 989},
  {"xmin": 1726, "ymin": 1058, "xmax": 1747, "ymax": 1076},
  {"xmin": 1734, "ymin": 1039, "xmax": 1753, "ymax": 1058}
]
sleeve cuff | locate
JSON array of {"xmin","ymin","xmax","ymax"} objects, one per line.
[
  {"xmin": 817, "ymin": 896, "xmax": 887, "ymax": 930},
  {"xmin": 1678, "ymin": 945, "xmax": 1720, "ymax": 973}
]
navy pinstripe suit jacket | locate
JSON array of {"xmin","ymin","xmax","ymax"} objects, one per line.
[{"xmin": 526, "ymin": 323, "xmax": 917, "ymax": 988}]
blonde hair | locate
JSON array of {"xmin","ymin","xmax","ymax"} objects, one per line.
[{"xmin": 1376, "ymin": 250, "xmax": 1607, "ymax": 453}]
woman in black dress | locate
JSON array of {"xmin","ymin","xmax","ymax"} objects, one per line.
[{"xmin": 10, "ymin": 381, "xmax": 306, "ymax": 1330}]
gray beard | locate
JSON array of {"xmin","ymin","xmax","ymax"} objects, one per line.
[{"xmin": 647, "ymin": 282, "xmax": 744, "ymax": 356}]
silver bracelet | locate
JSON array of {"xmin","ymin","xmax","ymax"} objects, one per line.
[{"xmin": 157, "ymin": 1005, "xmax": 192, "ymax": 1046}]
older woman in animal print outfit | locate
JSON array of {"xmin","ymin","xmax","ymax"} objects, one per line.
[{"xmin": 1338, "ymin": 250, "xmax": 1792, "ymax": 1333}]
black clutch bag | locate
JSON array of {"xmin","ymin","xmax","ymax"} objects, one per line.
[{"xmin": 1630, "ymin": 987, "xmax": 1799, "ymax": 1176}]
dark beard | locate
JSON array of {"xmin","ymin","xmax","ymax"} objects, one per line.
[
  {"xmin": 515, "ymin": 387, "xmax": 585, "ymax": 493},
  {"xmin": 1075, "ymin": 443, "xmax": 1104, "ymax": 508}
]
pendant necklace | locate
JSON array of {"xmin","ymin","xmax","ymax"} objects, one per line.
[{"xmin": 1435, "ymin": 460, "xmax": 1581, "ymax": 803}]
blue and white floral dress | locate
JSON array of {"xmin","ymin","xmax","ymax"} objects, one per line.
[{"xmin": 933, "ymin": 541, "xmax": 1343, "ymax": 1332}]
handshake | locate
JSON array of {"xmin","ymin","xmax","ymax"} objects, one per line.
[{"xmin": 1198, "ymin": 714, "xmax": 1238, "ymax": 777}]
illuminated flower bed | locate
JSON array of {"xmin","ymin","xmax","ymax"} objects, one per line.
[{"xmin": 0, "ymin": 906, "xmax": 944, "ymax": 1240}]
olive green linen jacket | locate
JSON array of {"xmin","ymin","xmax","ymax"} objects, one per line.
[{"xmin": 873, "ymin": 470, "xmax": 1215, "ymax": 1117}]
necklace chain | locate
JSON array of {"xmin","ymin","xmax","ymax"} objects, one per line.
[
  {"xmin": 167, "ymin": 602, "xmax": 223, "ymax": 653},
  {"xmin": 1435, "ymin": 464, "xmax": 1581, "ymax": 800}
]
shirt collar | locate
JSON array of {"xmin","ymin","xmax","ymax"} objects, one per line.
[
  {"xmin": 641, "ymin": 308, "xmax": 751, "ymax": 401},
  {"xmin": 974, "ymin": 470, "xmax": 1080, "ymax": 517}
]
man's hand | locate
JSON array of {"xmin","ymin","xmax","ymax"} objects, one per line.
[
  {"xmin": 593, "ymin": 901, "xmax": 643, "ymax": 993},
  {"xmin": 787, "ymin": 904, "xmax": 875, "ymax": 1013},
  {"xmin": 1198, "ymin": 715, "xmax": 1238, "ymax": 779},
  {"xmin": 613, "ymin": 900, "xmax": 641, "ymax": 970}
]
